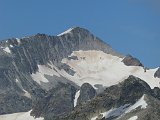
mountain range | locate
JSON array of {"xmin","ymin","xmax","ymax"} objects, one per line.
[{"xmin": 0, "ymin": 27, "xmax": 160, "ymax": 120}]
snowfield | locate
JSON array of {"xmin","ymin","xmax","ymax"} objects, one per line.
[
  {"xmin": 0, "ymin": 110, "xmax": 43, "ymax": 120},
  {"xmin": 61, "ymin": 50, "xmax": 160, "ymax": 89},
  {"xmin": 1, "ymin": 50, "xmax": 159, "ymax": 119},
  {"xmin": 31, "ymin": 50, "xmax": 159, "ymax": 89}
]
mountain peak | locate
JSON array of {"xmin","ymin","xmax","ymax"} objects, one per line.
[{"xmin": 57, "ymin": 27, "xmax": 90, "ymax": 36}]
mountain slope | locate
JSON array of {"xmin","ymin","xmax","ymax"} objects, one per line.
[
  {"xmin": 0, "ymin": 27, "xmax": 159, "ymax": 120},
  {"xmin": 0, "ymin": 27, "xmax": 121, "ymax": 114},
  {"xmin": 57, "ymin": 76, "xmax": 160, "ymax": 120}
]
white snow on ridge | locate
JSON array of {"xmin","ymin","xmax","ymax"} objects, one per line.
[
  {"xmin": 31, "ymin": 64, "xmax": 60, "ymax": 84},
  {"xmin": 3, "ymin": 47, "xmax": 11, "ymax": 53},
  {"xmin": 57, "ymin": 28, "xmax": 74, "ymax": 36},
  {"xmin": 74, "ymin": 90, "xmax": 80, "ymax": 107},
  {"xmin": 61, "ymin": 50, "xmax": 160, "ymax": 89},
  {"xmin": 128, "ymin": 116, "xmax": 138, "ymax": 120},
  {"xmin": 16, "ymin": 38, "xmax": 21, "ymax": 44},
  {"xmin": 0, "ymin": 110, "xmax": 43, "ymax": 120},
  {"xmin": 10, "ymin": 45, "xmax": 13, "ymax": 48}
]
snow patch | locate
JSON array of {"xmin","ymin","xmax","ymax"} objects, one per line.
[
  {"xmin": 16, "ymin": 79, "xmax": 19, "ymax": 83},
  {"xmin": 15, "ymin": 79, "xmax": 31, "ymax": 98},
  {"xmin": 31, "ymin": 71, "xmax": 49, "ymax": 84},
  {"xmin": 74, "ymin": 90, "xmax": 80, "ymax": 107},
  {"xmin": 10, "ymin": 45, "xmax": 13, "ymax": 48},
  {"xmin": 128, "ymin": 116, "xmax": 138, "ymax": 120},
  {"xmin": 0, "ymin": 110, "xmax": 43, "ymax": 120},
  {"xmin": 61, "ymin": 50, "xmax": 160, "ymax": 89},
  {"xmin": 16, "ymin": 38, "xmax": 21, "ymax": 44},
  {"xmin": 23, "ymin": 89, "xmax": 31, "ymax": 98},
  {"xmin": 57, "ymin": 28, "xmax": 74, "ymax": 36},
  {"xmin": 38, "ymin": 64, "xmax": 60, "ymax": 77},
  {"xmin": 3, "ymin": 47, "xmax": 11, "ymax": 53},
  {"xmin": 125, "ymin": 95, "xmax": 147, "ymax": 113},
  {"xmin": 91, "ymin": 104, "xmax": 130, "ymax": 120},
  {"xmin": 31, "ymin": 64, "xmax": 60, "ymax": 84}
]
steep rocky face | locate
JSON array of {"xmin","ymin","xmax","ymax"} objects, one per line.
[
  {"xmin": 0, "ymin": 92, "xmax": 32, "ymax": 115},
  {"xmin": 59, "ymin": 76, "xmax": 160, "ymax": 120},
  {"xmin": 118, "ymin": 94, "xmax": 160, "ymax": 120},
  {"xmin": 0, "ymin": 27, "xmax": 122, "ymax": 114},
  {"xmin": 31, "ymin": 83, "xmax": 77, "ymax": 120},
  {"xmin": 122, "ymin": 54, "xmax": 143, "ymax": 67},
  {"xmin": 0, "ymin": 27, "xmax": 159, "ymax": 120},
  {"xmin": 154, "ymin": 68, "xmax": 160, "ymax": 78},
  {"xmin": 77, "ymin": 83, "xmax": 96, "ymax": 106}
]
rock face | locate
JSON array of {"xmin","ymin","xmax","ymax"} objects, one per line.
[
  {"xmin": 59, "ymin": 76, "xmax": 160, "ymax": 120},
  {"xmin": 77, "ymin": 83, "xmax": 96, "ymax": 105},
  {"xmin": 0, "ymin": 27, "xmax": 160, "ymax": 120},
  {"xmin": 154, "ymin": 68, "xmax": 160, "ymax": 78},
  {"xmin": 0, "ymin": 27, "xmax": 121, "ymax": 114},
  {"xmin": 122, "ymin": 54, "xmax": 143, "ymax": 67},
  {"xmin": 0, "ymin": 92, "xmax": 32, "ymax": 115},
  {"xmin": 31, "ymin": 83, "xmax": 76, "ymax": 120}
]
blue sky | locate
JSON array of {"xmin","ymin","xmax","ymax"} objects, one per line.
[{"xmin": 0, "ymin": 0, "xmax": 159, "ymax": 68}]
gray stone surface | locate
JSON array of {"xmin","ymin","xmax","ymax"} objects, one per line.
[
  {"xmin": 0, "ymin": 27, "xmax": 159, "ymax": 120},
  {"xmin": 31, "ymin": 83, "xmax": 77, "ymax": 120},
  {"xmin": 0, "ymin": 27, "xmax": 122, "ymax": 114},
  {"xmin": 122, "ymin": 54, "xmax": 143, "ymax": 67},
  {"xmin": 59, "ymin": 76, "xmax": 160, "ymax": 120},
  {"xmin": 77, "ymin": 83, "xmax": 96, "ymax": 106},
  {"xmin": 154, "ymin": 67, "xmax": 160, "ymax": 78}
]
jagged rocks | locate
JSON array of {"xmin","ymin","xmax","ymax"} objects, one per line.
[
  {"xmin": 122, "ymin": 55, "xmax": 143, "ymax": 67},
  {"xmin": 0, "ymin": 27, "xmax": 159, "ymax": 120},
  {"xmin": 77, "ymin": 83, "xmax": 96, "ymax": 105},
  {"xmin": 61, "ymin": 76, "xmax": 159, "ymax": 120},
  {"xmin": 118, "ymin": 94, "xmax": 160, "ymax": 120},
  {"xmin": 154, "ymin": 68, "xmax": 160, "ymax": 78},
  {"xmin": 31, "ymin": 83, "xmax": 77, "ymax": 119},
  {"xmin": 118, "ymin": 75, "xmax": 151, "ymax": 105}
]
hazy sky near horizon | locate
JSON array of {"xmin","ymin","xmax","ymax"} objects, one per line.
[{"xmin": 0, "ymin": 0, "xmax": 160, "ymax": 68}]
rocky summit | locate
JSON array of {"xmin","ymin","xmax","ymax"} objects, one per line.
[{"xmin": 0, "ymin": 27, "xmax": 159, "ymax": 120}]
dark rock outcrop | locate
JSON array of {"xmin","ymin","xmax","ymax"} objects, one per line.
[
  {"xmin": 77, "ymin": 83, "xmax": 96, "ymax": 105},
  {"xmin": 154, "ymin": 68, "xmax": 160, "ymax": 78},
  {"xmin": 31, "ymin": 83, "xmax": 77, "ymax": 119},
  {"xmin": 152, "ymin": 87, "xmax": 160, "ymax": 100},
  {"xmin": 59, "ymin": 76, "xmax": 160, "ymax": 120},
  {"xmin": 122, "ymin": 55, "xmax": 143, "ymax": 67},
  {"xmin": 0, "ymin": 92, "xmax": 32, "ymax": 115},
  {"xmin": 118, "ymin": 94, "xmax": 160, "ymax": 120}
]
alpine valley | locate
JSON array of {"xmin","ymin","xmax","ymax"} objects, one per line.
[{"xmin": 0, "ymin": 27, "xmax": 160, "ymax": 120}]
